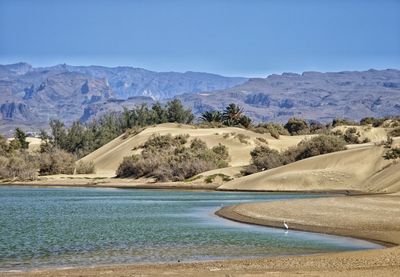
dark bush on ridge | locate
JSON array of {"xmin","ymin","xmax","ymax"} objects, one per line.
[
  {"xmin": 250, "ymin": 146, "xmax": 284, "ymax": 171},
  {"xmin": 332, "ymin": 118, "xmax": 358, "ymax": 127},
  {"xmin": 293, "ymin": 135, "xmax": 347, "ymax": 160},
  {"xmin": 284, "ymin": 118, "xmax": 310, "ymax": 135}
]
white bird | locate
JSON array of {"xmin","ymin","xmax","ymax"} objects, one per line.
[{"xmin": 283, "ymin": 220, "xmax": 289, "ymax": 230}]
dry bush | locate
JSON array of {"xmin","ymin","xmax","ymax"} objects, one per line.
[
  {"xmin": 389, "ymin": 127, "xmax": 400, "ymax": 137},
  {"xmin": 253, "ymin": 123, "xmax": 289, "ymax": 139},
  {"xmin": 247, "ymin": 135, "xmax": 347, "ymax": 175},
  {"xmin": 256, "ymin": 137, "xmax": 268, "ymax": 144},
  {"xmin": 39, "ymin": 148, "xmax": 76, "ymax": 175},
  {"xmin": 240, "ymin": 165, "xmax": 259, "ymax": 176},
  {"xmin": 75, "ymin": 160, "xmax": 96, "ymax": 174},
  {"xmin": 234, "ymin": 133, "xmax": 250, "ymax": 144},
  {"xmin": 116, "ymin": 134, "xmax": 230, "ymax": 181},
  {"xmin": 0, "ymin": 152, "xmax": 38, "ymax": 180},
  {"xmin": 204, "ymin": 174, "xmax": 232, "ymax": 183},
  {"xmin": 385, "ymin": 147, "xmax": 400, "ymax": 160},
  {"xmin": 122, "ymin": 127, "xmax": 144, "ymax": 139},
  {"xmin": 331, "ymin": 127, "xmax": 370, "ymax": 144}
]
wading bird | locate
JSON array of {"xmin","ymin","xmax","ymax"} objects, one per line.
[{"xmin": 283, "ymin": 220, "xmax": 289, "ymax": 230}]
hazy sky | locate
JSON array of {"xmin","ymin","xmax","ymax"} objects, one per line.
[{"xmin": 0, "ymin": 0, "xmax": 399, "ymax": 76}]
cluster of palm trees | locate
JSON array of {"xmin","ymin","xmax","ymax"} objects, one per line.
[{"xmin": 200, "ymin": 103, "xmax": 252, "ymax": 128}]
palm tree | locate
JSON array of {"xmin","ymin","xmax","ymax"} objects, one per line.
[
  {"xmin": 200, "ymin": 111, "xmax": 222, "ymax": 123},
  {"xmin": 222, "ymin": 104, "xmax": 244, "ymax": 126},
  {"xmin": 239, "ymin": 115, "xmax": 252, "ymax": 128}
]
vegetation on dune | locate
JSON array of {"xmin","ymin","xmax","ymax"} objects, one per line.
[
  {"xmin": 45, "ymin": 99, "xmax": 194, "ymax": 159},
  {"xmin": 384, "ymin": 135, "xmax": 400, "ymax": 160},
  {"xmin": 252, "ymin": 123, "xmax": 290, "ymax": 139},
  {"xmin": 284, "ymin": 118, "xmax": 310, "ymax": 135},
  {"xmin": 242, "ymin": 134, "xmax": 347, "ymax": 175},
  {"xmin": 116, "ymin": 134, "xmax": 230, "ymax": 181},
  {"xmin": 331, "ymin": 127, "xmax": 370, "ymax": 144},
  {"xmin": 1, "ymin": 107, "xmax": 399, "ymax": 182}
]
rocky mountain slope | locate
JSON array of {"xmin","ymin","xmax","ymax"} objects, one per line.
[
  {"xmin": 0, "ymin": 63, "xmax": 399, "ymax": 135},
  {"xmin": 0, "ymin": 63, "xmax": 246, "ymax": 134},
  {"xmin": 179, "ymin": 69, "xmax": 400, "ymax": 123}
]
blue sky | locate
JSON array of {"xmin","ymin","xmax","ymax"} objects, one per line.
[{"xmin": 0, "ymin": 0, "xmax": 399, "ymax": 77}]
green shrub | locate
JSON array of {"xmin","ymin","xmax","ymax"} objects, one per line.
[
  {"xmin": 284, "ymin": 118, "xmax": 310, "ymax": 135},
  {"xmin": 75, "ymin": 160, "xmax": 96, "ymax": 174},
  {"xmin": 250, "ymin": 146, "xmax": 284, "ymax": 171},
  {"xmin": 247, "ymin": 135, "xmax": 347, "ymax": 175},
  {"xmin": 294, "ymin": 135, "xmax": 346, "ymax": 160}
]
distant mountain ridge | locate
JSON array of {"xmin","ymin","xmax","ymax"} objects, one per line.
[
  {"xmin": 0, "ymin": 62, "xmax": 247, "ymax": 135},
  {"xmin": 179, "ymin": 69, "xmax": 400, "ymax": 123},
  {"xmin": 0, "ymin": 62, "xmax": 399, "ymax": 136}
]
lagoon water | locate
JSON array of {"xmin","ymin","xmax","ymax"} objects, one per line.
[{"xmin": 0, "ymin": 186, "xmax": 381, "ymax": 270}]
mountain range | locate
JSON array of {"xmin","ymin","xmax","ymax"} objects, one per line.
[{"xmin": 0, "ymin": 62, "xmax": 399, "ymax": 136}]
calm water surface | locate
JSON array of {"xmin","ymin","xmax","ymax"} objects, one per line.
[{"xmin": 0, "ymin": 186, "xmax": 381, "ymax": 270}]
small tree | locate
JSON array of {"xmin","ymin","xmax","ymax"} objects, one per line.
[
  {"xmin": 284, "ymin": 118, "xmax": 310, "ymax": 135},
  {"xmin": 166, "ymin": 99, "xmax": 194, "ymax": 124},
  {"xmin": 11, "ymin": 128, "xmax": 29, "ymax": 149}
]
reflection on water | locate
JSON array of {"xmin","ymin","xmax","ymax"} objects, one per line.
[{"xmin": 0, "ymin": 186, "xmax": 382, "ymax": 270}]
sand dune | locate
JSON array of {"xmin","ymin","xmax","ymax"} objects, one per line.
[
  {"xmin": 80, "ymin": 123, "xmax": 310, "ymax": 176},
  {"xmin": 219, "ymin": 144, "xmax": 400, "ymax": 193}
]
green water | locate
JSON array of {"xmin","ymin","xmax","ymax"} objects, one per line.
[{"xmin": 0, "ymin": 186, "xmax": 381, "ymax": 270}]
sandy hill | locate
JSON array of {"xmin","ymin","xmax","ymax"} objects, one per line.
[
  {"xmin": 218, "ymin": 142, "xmax": 400, "ymax": 193},
  {"xmin": 80, "ymin": 123, "xmax": 311, "ymax": 176}
]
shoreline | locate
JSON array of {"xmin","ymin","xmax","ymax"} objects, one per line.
[
  {"xmin": 0, "ymin": 181, "xmax": 380, "ymax": 196},
  {"xmin": 215, "ymin": 203, "xmax": 397, "ymax": 248},
  {"xmin": 1, "ymin": 187, "xmax": 399, "ymax": 276}
]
